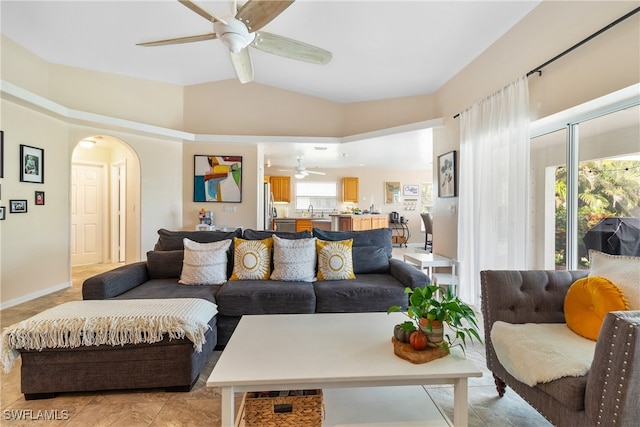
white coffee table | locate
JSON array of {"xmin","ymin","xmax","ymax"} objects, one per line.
[{"xmin": 207, "ymin": 312, "xmax": 481, "ymax": 427}]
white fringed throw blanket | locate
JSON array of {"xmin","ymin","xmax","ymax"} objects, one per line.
[
  {"xmin": 491, "ymin": 321, "xmax": 596, "ymax": 387},
  {"xmin": 0, "ymin": 298, "xmax": 218, "ymax": 373}
]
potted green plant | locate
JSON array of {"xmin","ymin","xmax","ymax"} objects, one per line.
[{"xmin": 388, "ymin": 285, "xmax": 482, "ymax": 355}]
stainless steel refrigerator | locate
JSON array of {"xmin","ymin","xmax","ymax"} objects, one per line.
[{"xmin": 264, "ymin": 182, "xmax": 276, "ymax": 230}]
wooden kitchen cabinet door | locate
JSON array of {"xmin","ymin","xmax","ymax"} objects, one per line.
[
  {"xmin": 342, "ymin": 177, "xmax": 359, "ymax": 203},
  {"xmin": 296, "ymin": 219, "xmax": 313, "ymax": 232},
  {"xmin": 270, "ymin": 176, "xmax": 291, "ymax": 202}
]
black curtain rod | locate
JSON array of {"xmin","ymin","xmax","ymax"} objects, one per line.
[{"xmin": 453, "ymin": 6, "xmax": 640, "ymax": 119}]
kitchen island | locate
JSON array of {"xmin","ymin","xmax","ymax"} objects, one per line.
[
  {"xmin": 330, "ymin": 214, "xmax": 389, "ymax": 231},
  {"xmin": 274, "ymin": 215, "xmax": 388, "ymax": 232}
]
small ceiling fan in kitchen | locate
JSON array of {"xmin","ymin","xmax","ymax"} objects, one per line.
[
  {"xmin": 279, "ymin": 157, "xmax": 325, "ymax": 179},
  {"xmin": 137, "ymin": 0, "xmax": 332, "ymax": 84}
]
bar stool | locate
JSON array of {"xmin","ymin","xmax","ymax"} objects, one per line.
[{"xmin": 420, "ymin": 212, "xmax": 433, "ymax": 252}]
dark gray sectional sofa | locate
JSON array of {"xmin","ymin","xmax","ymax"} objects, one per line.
[
  {"xmin": 83, "ymin": 227, "xmax": 428, "ymax": 346},
  {"xmin": 22, "ymin": 227, "xmax": 426, "ymax": 399}
]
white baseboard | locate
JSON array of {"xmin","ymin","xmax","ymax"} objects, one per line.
[{"xmin": 0, "ymin": 282, "xmax": 71, "ymax": 311}]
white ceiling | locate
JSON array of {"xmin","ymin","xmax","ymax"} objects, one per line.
[{"xmin": 1, "ymin": 0, "xmax": 541, "ymax": 170}]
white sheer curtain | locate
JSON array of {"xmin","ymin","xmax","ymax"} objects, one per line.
[{"xmin": 457, "ymin": 76, "xmax": 530, "ymax": 308}]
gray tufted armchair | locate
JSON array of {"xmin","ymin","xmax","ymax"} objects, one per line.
[{"xmin": 481, "ymin": 270, "xmax": 640, "ymax": 427}]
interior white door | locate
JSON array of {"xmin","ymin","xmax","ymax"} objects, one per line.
[
  {"xmin": 71, "ymin": 163, "xmax": 104, "ymax": 266},
  {"xmin": 111, "ymin": 160, "xmax": 126, "ymax": 263}
]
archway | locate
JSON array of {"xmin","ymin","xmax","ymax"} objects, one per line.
[{"xmin": 71, "ymin": 135, "xmax": 141, "ymax": 266}]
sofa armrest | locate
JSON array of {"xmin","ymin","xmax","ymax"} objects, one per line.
[
  {"xmin": 585, "ymin": 310, "xmax": 640, "ymax": 427},
  {"xmin": 82, "ymin": 262, "xmax": 150, "ymax": 300},
  {"xmin": 389, "ymin": 258, "xmax": 430, "ymax": 290}
]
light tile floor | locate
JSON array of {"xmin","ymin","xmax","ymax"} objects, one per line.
[{"xmin": 0, "ymin": 251, "xmax": 552, "ymax": 426}]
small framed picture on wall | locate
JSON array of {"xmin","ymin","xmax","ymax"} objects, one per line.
[
  {"xmin": 35, "ymin": 191, "xmax": 45, "ymax": 206},
  {"xmin": 20, "ymin": 144, "xmax": 45, "ymax": 184},
  {"xmin": 10, "ymin": 200, "xmax": 28, "ymax": 213},
  {"xmin": 0, "ymin": 207, "xmax": 5, "ymax": 220}
]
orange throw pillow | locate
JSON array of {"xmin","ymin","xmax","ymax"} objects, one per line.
[{"xmin": 564, "ymin": 276, "xmax": 629, "ymax": 340}]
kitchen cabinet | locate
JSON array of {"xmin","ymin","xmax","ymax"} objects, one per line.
[
  {"xmin": 337, "ymin": 215, "xmax": 388, "ymax": 231},
  {"xmin": 270, "ymin": 176, "xmax": 291, "ymax": 203},
  {"xmin": 342, "ymin": 177, "xmax": 359, "ymax": 203},
  {"xmin": 339, "ymin": 217, "xmax": 352, "ymax": 232},
  {"xmin": 352, "ymin": 216, "xmax": 371, "ymax": 231},
  {"xmin": 296, "ymin": 218, "xmax": 313, "ymax": 233},
  {"xmin": 371, "ymin": 216, "xmax": 389, "ymax": 229}
]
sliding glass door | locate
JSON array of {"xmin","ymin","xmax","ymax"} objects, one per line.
[{"xmin": 530, "ymin": 101, "xmax": 639, "ymax": 271}]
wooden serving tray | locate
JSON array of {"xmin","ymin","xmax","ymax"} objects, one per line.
[{"xmin": 391, "ymin": 337, "xmax": 448, "ymax": 364}]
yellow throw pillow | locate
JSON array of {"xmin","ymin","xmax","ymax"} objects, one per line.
[
  {"xmin": 564, "ymin": 276, "xmax": 629, "ymax": 340},
  {"xmin": 230, "ymin": 237, "xmax": 273, "ymax": 280},
  {"xmin": 316, "ymin": 239, "xmax": 355, "ymax": 281}
]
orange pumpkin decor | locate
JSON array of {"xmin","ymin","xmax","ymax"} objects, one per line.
[{"xmin": 409, "ymin": 331, "xmax": 428, "ymax": 350}]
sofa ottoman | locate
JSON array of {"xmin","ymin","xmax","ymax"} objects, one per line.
[{"xmin": 1, "ymin": 298, "xmax": 218, "ymax": 399}]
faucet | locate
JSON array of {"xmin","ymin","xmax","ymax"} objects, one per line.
[{"xmin": 308, "ymin": 205, "xmax": 314, "ymax": 217}]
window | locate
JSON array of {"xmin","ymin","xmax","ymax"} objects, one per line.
[{"xmin": 295, "ymin": 181, "xmax": 338, "ymax": 212}]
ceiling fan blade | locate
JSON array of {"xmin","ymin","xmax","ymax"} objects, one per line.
[
  {"xmin": 230, "ymin": 48, "xmax": 254, "ymax": 84},
  {"xmin": 251, "ymin": 31, "xmax": 332, "ymax": 65},
  {"xmin": 137, "ymin": 33, "xmax": 217, "ymax": 47},
  {"xmin": 236, "ymin": 0, "xmax": 294, "ymax": 32},
  {"xmin": 305, "ymin": 170, "xmax": 326, "ymax": 175},
  {"xmin": 179, "ymin": 0, "xmax": 228, "ymax": 24}
]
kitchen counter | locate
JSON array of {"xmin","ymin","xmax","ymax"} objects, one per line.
[{"xmin": 329, "ymin": 213, "xmax": 385, "ymax": 217}]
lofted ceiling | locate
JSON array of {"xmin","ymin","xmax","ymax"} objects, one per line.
[{"xmin": 1, "ymin": 0, "xmax": 541, "ymax": 170}]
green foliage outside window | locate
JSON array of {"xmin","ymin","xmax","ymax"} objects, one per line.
[{"xmin": 555, "ymin": 160, "xmax": 640, "ymax": 269}]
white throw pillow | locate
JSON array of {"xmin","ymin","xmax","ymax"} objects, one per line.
[
  {"xmin": 179, "ymin": 238, "xmax": 231, "ymax": 285},
  {"xmin": 270, "ymin": 235, "xmax": 317, "ymax": 282},
  {"xmin": 589, "ymin": 249, "xmax": 640, "ymax": 310}
]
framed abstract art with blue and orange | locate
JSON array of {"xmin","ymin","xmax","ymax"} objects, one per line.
[{"xmin": 193, "ymin": 155, "xmax": 242, "ymax": 202}]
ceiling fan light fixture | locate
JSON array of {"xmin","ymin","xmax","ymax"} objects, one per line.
[
  {"xmin": 215, "ymin": 18, "xmax": 254, "ymax": 53},
  {"xmin": 295, "ymin": 173, "xmax": 306, "ymax": 179},
  {"xmin": 79, "ymin": 138, "xmax": 97, "ymax": 149}
]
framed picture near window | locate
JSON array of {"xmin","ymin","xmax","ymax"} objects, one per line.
[
  {"xmin": 384, "ymin": 181, "xmax": 401, "ymax": 204},
  {"xmin": 193, "ymin": 155, "xmax": 242, "ymax": 202},
  {"xmin": 10, "ymin": 200, "xmax": 27, "ymax": 213},
  {"xmin": 438, "ymin": 150, "xmax": 457, "ymax": 198},
  {"xmin": 20, "ymin": 145, "xmax": 44, "ymax": 184},
  {"xmin": 35, "ymin": 191, "xmax": 45, "ymax": 206}
]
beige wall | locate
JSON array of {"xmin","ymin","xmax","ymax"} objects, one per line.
[
  {"xmin": 183, "ymin": 80, "xmax": 347, "ymax": 136},
  {"xmin": 0, "ymin": 97, "xmax": 184, "ymax": 307},
  {"xmin": 433, "ymin": 1, "xmax": 640, "ymax": 259},
  {"xmin": 182, "ymin": 143, "xmax": 262, "ymax": 230},
  {"xmin": 1, "ymin": 101, "xmax": 72, "ymax": 303},
  {"xmin": 1, "ymin": 1, "xmax": 638, "ymax": 307}
]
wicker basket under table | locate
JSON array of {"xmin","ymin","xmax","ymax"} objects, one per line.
[{"xmin": 243, "ymin": 389, "xmax": 323, "ymax": 427}]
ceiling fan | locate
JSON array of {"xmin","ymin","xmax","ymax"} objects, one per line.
[
  {"xmin": 137, "ymin": 0, "xmax": 332, "ymax": 84},
  {"xmin": 279, "ymin": 157, "xmax": 326, "ymax": 179}
]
